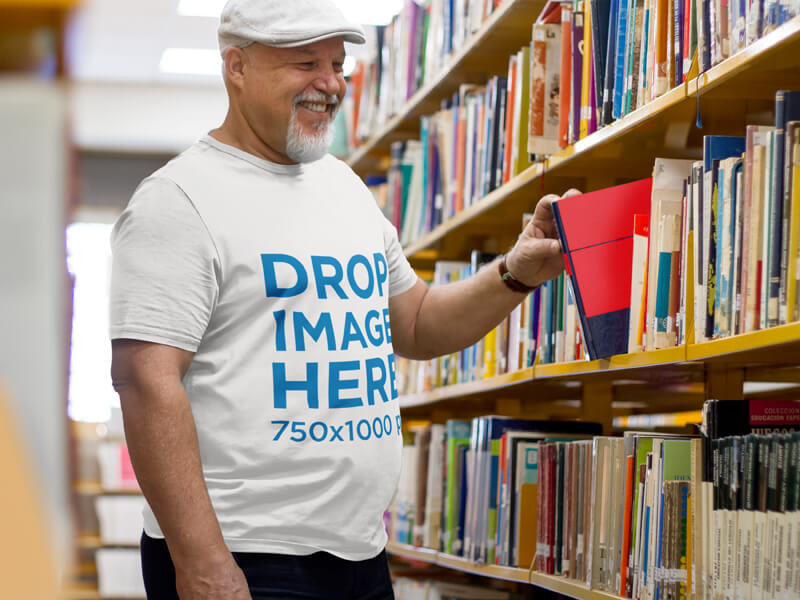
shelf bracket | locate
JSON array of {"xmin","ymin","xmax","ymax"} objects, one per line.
[
  {"xmin": 704, "ymin": 366, "xmax": 745, "ymax": 400},
  {"xmin": 580, "ymin": 381, "xmax": 614, "ymax": 434}
]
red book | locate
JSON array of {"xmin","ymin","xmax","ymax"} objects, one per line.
[
  {"xmin": 502, "ymin": 55, "xmax": 517, "ymax": 184},
  {"xmin": 552, "ymin": 178, "xmax": 654, "ymax": 358},
  {"xmin": 618, "ymin": 454, "xmax": 635, "ymax": 595},
  {"xmin": 683, "ymin": 0, "xmax": 691, "ymax": 80}
]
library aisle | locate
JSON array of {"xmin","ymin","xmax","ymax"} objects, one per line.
[{"xmin": 4, "ymin": 0, "xmax": 800, "ymax": 598}]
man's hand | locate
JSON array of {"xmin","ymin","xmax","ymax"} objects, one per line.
[
  {"xmin": 175, "ymin": 553, "xmax": 252, "ymax": 599},
  {"xmin": 504, "ymin": 189, "xmax": 582, "ymax": 288}
]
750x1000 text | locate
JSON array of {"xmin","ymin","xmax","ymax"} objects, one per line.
[{"xmin": 271, "ymin": 415, "xmax": 401, "ymax": 443}]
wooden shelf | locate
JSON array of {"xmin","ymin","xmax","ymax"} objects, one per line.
[
  {"xmin": 74, "ymin": 481, "xmax": 141, "ymax": 495},
  {"xmin": 387, "ymin": 542, "xmax": 623, "ymax": 600},
  {"xmin": 534, "ymin": 346, "xmax": 688, "ymax": 380},
  {"xmin": 347, "ymin": 0, "xmax": 546, "ymax": 173},
  {"xmin": 379, "ymin": 16, "xmax": 800, "ymax": 263},
  {"xmin": 77, "ymin": 534, "xmax": 139, "ymax": 549},
  {"xmin": 688, "ymin": 321, "xmax": 800, "ymax": 364},
  {"xmin": 400, "ymin": 368, "xmax": 536, "ymax": 410}
]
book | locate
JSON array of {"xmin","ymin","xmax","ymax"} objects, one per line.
[
  {"xmin": 553, "ymin": 178, "xmax": 654, "ymax": 359},
  {"xmin": 702, "ymin": 136, "xmax": 746, "ymax": 339}
]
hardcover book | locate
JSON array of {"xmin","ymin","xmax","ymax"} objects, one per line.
[{"xmin": 552, "ymin": 178, "xmax": 654, "ymax": 359}]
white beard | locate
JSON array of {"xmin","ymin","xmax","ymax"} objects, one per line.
[{"xmin": 285, "ymin": 101, "xmax": 336, "ymax": 163}]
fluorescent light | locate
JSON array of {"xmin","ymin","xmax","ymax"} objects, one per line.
[
  {"xmin": 160, "ymin": 48, "xmax": 222, "ymax": 75},
  {"xmin": 343, "ymin": 56, "xmax": 357, "ymax": 77},
  {"xmin": 334, "ymin": 0, "xmax": 404, "ymax": 25},
  {"xmin": 176, "ymin": 0, "xmax": 404, "ymax": 25},
  {"xmin": 177, "ymin": 0, "xmax": 226, "ymax": 18}
]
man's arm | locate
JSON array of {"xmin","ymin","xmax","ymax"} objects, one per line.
[
  {"xmin": 389, "ymin": 192, "xmax": 576, "ymax": 360},
  {"xmin": 111, "ymin": 340, "xmax": 251, "ymax": 600}
]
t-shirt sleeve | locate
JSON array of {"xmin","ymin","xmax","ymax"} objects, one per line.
[
  {"xmin": 381, "ymin": 214, "xmax": 418, "ymax": 297},
  {"xmin": 109, "ymin": 176, "xmax": 219, "ymax": 352}
]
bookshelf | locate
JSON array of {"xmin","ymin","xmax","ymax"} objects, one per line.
[
  {"xmin": 349, "ymin": 1, "xmax": 800, "ymax": 597},
  {"xmin": 355, "ymin": 13, "xmax": 800, "ymax": 267},
  {"xmin": 347, "ymin": 0, "xmax": 547, "ymax": 173},
  {"xmin": 388, "ymin": 542, "xmax": 628, "ymax": 600}
]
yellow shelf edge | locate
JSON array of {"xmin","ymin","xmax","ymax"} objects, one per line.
[
  {"xmin": 74, "ymin": 481, "xmax": 141, "ymax": 495},
  {"xmin": 435, "ymin": 552, "xmax": 530, "ymax": 583},
  {"xmin": 686, "ymin": 15, "xmax": 800, "ymax": 96},
  {"xmin": 687, "ymin": 321, "xmax": 800, "ymax": 361},
  {"xmin": 386, "ymin": 542, "xmax": 624, "ymax": 599},
  {"xmin": 535, "ymin": 345, "xmax": 687, "ymax": 379},
  {"xmin": 404, "ymin": 162, "xmax": 544, "ymax": 258},
  {"xmin": 347, "ymin": 0, "xmax": 542, "ymax": 170},
  {"xmin": 399, "ymin": 368, "xmax": 535, "ymax": 409}
]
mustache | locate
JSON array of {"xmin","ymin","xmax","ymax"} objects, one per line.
[{"xmin": 293, "ymin": 92, "xmax": 339, "ymax": 107}]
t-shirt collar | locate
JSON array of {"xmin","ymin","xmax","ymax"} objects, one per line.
[{"xmin": 200, "ymin": 134, "xmax": 309, "ymax": 176}]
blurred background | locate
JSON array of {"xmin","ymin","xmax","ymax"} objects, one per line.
[{"xmin": 0, "ymin": 0, "xmax": 399, "ymax": 597}]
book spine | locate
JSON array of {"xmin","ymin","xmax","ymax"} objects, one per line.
[
  {"xmin": 559, "ymin": 8, "xmax": 573, "ymax": 147},
  {"xmin": 613, "ymin": 0, "xmax": 630, "ymax": 119},
  {"xmin": 572, "ymin": 12, "xmax": 585, "ymax": 144}
]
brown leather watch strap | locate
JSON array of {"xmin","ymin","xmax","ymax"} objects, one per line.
[{"xmin": 498, "ymin": 254, "xmax": 537, "ymax": 294}]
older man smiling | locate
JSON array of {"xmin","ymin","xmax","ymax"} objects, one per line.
[{"xmin": 109, "ymin": 0, "xmax": 569, "ymax": 598}]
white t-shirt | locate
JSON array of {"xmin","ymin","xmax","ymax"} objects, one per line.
[{"xmin": 109, "ymin": 135, "xmax": 418, "ymax": 560}]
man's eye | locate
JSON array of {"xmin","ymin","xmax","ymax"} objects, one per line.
[
  {"xmin": 333, "ymin": 63, "xmax": 344, "ymax": 71},
  {"xmin": 299, "ymin": 62, "xmax": 315, "ymax": 68}
]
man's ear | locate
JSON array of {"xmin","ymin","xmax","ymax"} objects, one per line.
[{"xmin": 224, "ymin": 47, "xmax": 248, "ymax": 90}]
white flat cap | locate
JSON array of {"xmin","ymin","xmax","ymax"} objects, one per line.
[{"xmin": 218, "ymin": 0, "xmax": 367, "ymax": 56}]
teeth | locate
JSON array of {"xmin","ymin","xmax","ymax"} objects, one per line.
[{"xmin": 301, "ymin": 102, "xmax": 328, "ymax": 113}]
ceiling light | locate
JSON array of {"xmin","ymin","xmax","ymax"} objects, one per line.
[
  {"xmin": 159, "ymin": 48, "xmax": 222, "ymax": 76},
  {"xmin": 176, "ymin": 0, "xmax": 404, "ymax": 25},
  {"xmin": 334, "ymin": 0, "xmax": 404, "ymax": 25},
  {"xmin": 177, "ymin": 0, "xmax": 226, "ymax": 18},
  {"xmin": 343, "ymin": 56, "xmax": 356, "ymax": 77}
]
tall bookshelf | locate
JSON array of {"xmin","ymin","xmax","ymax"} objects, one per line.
[{"xmin": 347, "ymin": 1, "xmax": 800, "ymax": 597}]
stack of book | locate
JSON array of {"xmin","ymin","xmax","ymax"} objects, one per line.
[
  {"xmin": 389, "ymin": 417, "xmax": 604, "ymax": 565},
  {"xmin": 394, "ymin": 246, "xmax": 543, "ymax": 396},
  {"xmin": 525, "ymin": 0, "xmax": 799, "ymax": 152},
  {"xmin": 380, "ymin": 52, "xmax": 533, "ymax": 246},
  {"xmin": 349, "ymin": 0, "xmax": 507, "ymax": 146},
  {"xmin": 551, "ymin": 94, "xmax": 800, "ymax": 359},
  {"xmin": 387, "ymin": 400, "xmax": 800, "ymax": 600}
]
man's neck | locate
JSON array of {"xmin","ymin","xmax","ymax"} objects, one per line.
[{"xmin": 210, "ymin": 117, "xmax": 297, "ymax": 166}]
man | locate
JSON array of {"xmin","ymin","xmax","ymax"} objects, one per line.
[{"xmin": 109, "ymin": 1, "xmax": 573, "ymax": 598}]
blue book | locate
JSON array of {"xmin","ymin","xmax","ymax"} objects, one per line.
[
  {"xmin": 702, "ymin": 136, "xmax": 745, "ymax": 339},
  {"xmin": 601, "ymin": 0, "xmax": 620, "ymax": 125},
  {"xmin": 590, "ymin": 0, "xmax": 612, "ymax": 117},
  {"xmin": 481, "ymin": 417, "xmax": 603, "ymax": 564},
  {"xmin": 528, "ymin": 287, "xmax": 541, "ymax": 367},
  {"xmin": 773, "ymin": 91, "xmax": 800, "ymax": 325},
  {"xmin": 612, "ymin": 0, "xmax": 630, "ymax": 119},
  {"xmin": 714, "ymin": 162, "xmax": 726, "ymax": 338},
  {"xmin": 419, "ymin": 116, "xmax": 431, "ymax": 240}
]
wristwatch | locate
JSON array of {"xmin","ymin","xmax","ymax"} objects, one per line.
[{"xmin": 498, "ymin": 254, "xmax": 537, "ymax": 294}]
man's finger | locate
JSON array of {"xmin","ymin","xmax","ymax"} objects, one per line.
[{"xmin": 560, "ymin": 188, "xmax": 583, "ymax": 198}]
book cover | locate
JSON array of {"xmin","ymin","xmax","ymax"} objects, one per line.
[
  {"xmin": 612, "ymin": 0, "xmax": 630, "ymax": 119},
  {"xmin": 647, "ymin": 159, "xmax": 695, "ymax": 351},
  {"xmin": 789, "ymin": 124, "xmax": 800, "ymax": 322},
  {"xmin": 559, "ymin": 5, "xmax": 573, "ymax": 148},
  {"xmin": 529, "ymin": 24, "xmax": 562, "ymax": 157},
  {"xmin": 601, "ymin": 0, "xmax": 619, "ymax": 126},
  {"xmin": 571, "ymin": 11, "xmax": 585, "ymax": 144},
  {"xmin": 589, "ymin": 0, "xmax": 611, "ymax": 119},
  {"xmin": 483, "ymin": 417, "xmax": 602, "ymax": 563},
  {"xmin": 702, "ymin": 136, "xmax": 746, "ymax": 339},
  {"xmin": 444, "ymin": 420, "xmax": 472, "ymax": 555},
  {"xmin": 553, "ymin": 178, "xmax": 654, "ymax": 358},
  {"xmin": 777, "ymin": 94, "xmax": 800, "ymax": 323}
]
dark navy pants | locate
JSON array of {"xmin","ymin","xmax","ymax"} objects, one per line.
[{"xmin": 141, "ymin": 532, "xmax": 395, "ymax": 600}]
